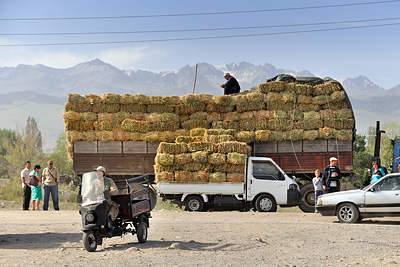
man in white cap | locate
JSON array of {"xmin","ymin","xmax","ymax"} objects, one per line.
[
  {"xmin": 220, "ymin": 72, "xmax": 241, "ymax": 95},
  {"xmin": 322, "ymin": 157, "xmax": 342, "ymax": 193},
  {"xmin": 95, "ymin": 166, "xmax": 118, "ymax": 196}
]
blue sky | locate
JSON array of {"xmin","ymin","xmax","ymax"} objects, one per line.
[{"xmin": 0, "ymin": 0, "xmax": 399, "ymax": 88}]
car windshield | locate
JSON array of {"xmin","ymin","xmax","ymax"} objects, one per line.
[{"xmin": 81, "ymin": 171, "xmax": 105, "ymax": 206}]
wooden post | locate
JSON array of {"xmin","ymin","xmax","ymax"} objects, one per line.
[{"xmin": 192, "ymin": 64, "xmax": 198, "ymax": 94}]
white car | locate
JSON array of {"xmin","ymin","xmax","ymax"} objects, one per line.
[{"xmin": 317, "ymin": 173, "xmax": 400, "ymax": 223}]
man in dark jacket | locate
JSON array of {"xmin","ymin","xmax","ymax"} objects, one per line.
[
  {"xmin": 220, "ymin": 72, "xmax": 240, "ymax": 95},
  {"xmin": 322, "ymin": 157, "xmax": 342, "ymax": 193}
]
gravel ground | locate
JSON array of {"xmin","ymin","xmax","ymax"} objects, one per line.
[{"xmin": 0, "ymin": 209, "xmax": 400, "ymax": 266}]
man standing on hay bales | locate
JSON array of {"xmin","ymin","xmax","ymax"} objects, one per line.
[
  {"xmin": 220, "ymin": 72, "xmax": 240, "ymax": 95},
  {"xmin": 322, "ymin": 157, "xmax": 342, "ymax": 194}
]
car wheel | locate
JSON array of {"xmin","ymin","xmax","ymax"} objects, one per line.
[
  {"xmin": 255, "ymin": 194, "xmax": 277, "ymax": 212},
  {"xmin": 136, "ymin": 221, "xmax": 148, "ymax": 243},
  {"xmin": 337, "ymin": 203, "xmax": 360, "ymax": 223}
]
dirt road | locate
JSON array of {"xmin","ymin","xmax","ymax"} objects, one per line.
[{"xmin": 1, "ymin": 209, "xmax": 400, "ymax": 266}]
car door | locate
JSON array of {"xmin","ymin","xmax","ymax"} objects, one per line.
[
  {"xmin": 247, "ymin": 160, "xmax": 287, "ymax": 204},
  {"xmin": 364, "ymin": 176, "xmax": 400, "ymax": 214}
]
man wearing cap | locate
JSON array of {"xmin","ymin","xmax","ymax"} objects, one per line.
[
  {"xmin": 95, "ymin": 166, "xmax": 118, "ymax": 196},
  {"xmin": 322, "ymin": 157, "xmax": 342, "ymax": 193},
  {"xmin": 220, "ymin": 72, "xmax": 241, "ymax": 95},
  {"xmin": 95, "ymin": 166, "xmax": 119, "ymax": 223}
]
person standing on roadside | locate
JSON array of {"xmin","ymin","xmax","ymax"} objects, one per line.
[
  {"xmin": 21, "ymin": 161, "xmax": 31, "ymax": 210},
  {"xmin": 29, "ymin": 165, "xmax": 42, "ymax": 211},
  {"xmin": 370, "ymin": 161, "xmax": 385, "ymax": 184},
  {"xmin": 42, "ymin": 160, "xmax": 60, "ymax": 210},
  {"xmin": 312, "ymin": 169, "xmax": 323, "ymax": 213},
  {"xmin": 322, "ymin": 157, "xmax": 342, "ymax": 193}
]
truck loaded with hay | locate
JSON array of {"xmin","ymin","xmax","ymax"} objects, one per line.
[{"xmin": 64, "ymin": 74, "xmax": 355, "ymax": 213}]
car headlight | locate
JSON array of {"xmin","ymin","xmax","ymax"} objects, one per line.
[
  {"xmin": 85, "ymin": 213, "xmax": 95, "ymax": 223},
  {"xmin": 317, "ymin": 198, "xmax": 323, "ymax": 206}
]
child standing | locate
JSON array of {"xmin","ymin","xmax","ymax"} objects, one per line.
[{"xmin": 312, "ymin": 169, "xmax": 323, "ymax": 213}]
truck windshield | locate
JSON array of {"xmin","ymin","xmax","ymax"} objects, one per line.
[{"xmin": 81, "ymin": 171, "xmax": 105, "ymax": 206}]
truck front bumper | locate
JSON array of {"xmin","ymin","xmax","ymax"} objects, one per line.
[{"xmin": 287, "ymin": 189, "xmax": 301, "ymax": 206}]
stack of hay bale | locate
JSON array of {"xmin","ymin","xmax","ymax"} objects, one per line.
[
  {"xmin": 63, "ymin": 78, "xmax": 354, "ymax": 168},
  {"xmin": 154, "ymin": 128, "xmax": 251, "ymax": 183}
]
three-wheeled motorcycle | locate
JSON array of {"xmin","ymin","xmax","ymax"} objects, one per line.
[{"xmin": 79, "ymin": 171, "xmax": 156, "ymax": 252}]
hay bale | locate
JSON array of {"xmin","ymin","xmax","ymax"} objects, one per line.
[
  {"xmin": 204, "ymin": 134, "xmax": 235, "ymax": 143},
  {"xmin": 226, "ymin": 164, "xmax": 245, "ymax": 173},
  {"xmin": 258, "ymin": 81, "xmax": 286, "ymax": 93},
  {"xmin": 191, "ymin": 151, "xmax": 208, "ymax": 163},
  {"xmin": 65, "ymin": 121, "xmax": 94, "ymax": 131},
  {"xmin": 82, "ymin": 131, "xmax": 98, "ymax": 141},
  {"xmin": 240, "ymin": 119, "xmax": 267, "ymax": 131},
  {"xmin": 239, "ymin": 111, "xmax": 255, "ymax": 121},
  {"xmin": 314, "ymin": 82, "xmax": 341, "ymax": 96},
  {"xmin": 324, "ymin": 119, "xmax": 355, "ymax": 130},
  {"xmin": 265, "ymin": 92, "xmax": 283, "ymax": 102},
  {"xmin": 217, "ymin": 141, "xmax": 251, "ymax": 154},
  {"xmin": 208, "ymin": 153, "xmax": 226, "ymax": 165},
  {"xmin": 214, "ymin": 95, "xmax": 234, "ymax": 106},
  {"xmin": 267, "ymin": 131, "xmax": 285, "ymax": 142},
  {"xmin": 181, "ymin": 119, "xmax": 210, "ymax": 130},
  {"xmin": 319, "ymin": 110, "xmax": 333, "ymax": 119},
  {"xmin": 63, "ymin": 111, "xmax": 82, "ymax": 122},
  {"xmin": 120, "ymin": 104, "xmax": 147, "ymax": 113},
  {"xmin": 227, "ymin": 153, "xmax": 246, "ymax": 165},
  {"xmin": 288, "ymin": 111, "xmax": 304, "ymax": 121},
  {"xmin": 84, "ymin": 94, "xmax": 102, "ymax": 104},
  {"xmin": 192, "ymin": 171, "xmax": 210, "ymax": 182},
  {"xmin": 287, "ymin": 129, "xmax": 304, "ymax": 141},
  {"xmin": 124, "ymin": 132, "xmax": 143, "ymax": 141},
  {"xmin": 255, "ymin": 130, "xmax": 270, "ymax": 142},
  {"xmin": 296, "ymin": 104, "xmax": 320, "ymax": 112},
  {"xmin": 205, "ymin": 129, "xmax": 236, "ymax": 136},
  {"xmin": 175, "ymin": 171, "xmax": 192, "ymax": 182},
  {"xmin": 175, "ymin": 136, "xmax": 204, "ymax": 143},
  {"xmin": 312, "ymin": 95, "xmax": 328, "ymax": 105},
  {"xmin": 295, "ymin": 119, "xmax": 323, "ymax": 130},
  {"xmin": 151, "ymin": 122, "xmax": 179, "ymax": 132},
  {"xmin": 289, "ymin": 83, "xmax": 313, "ymax": 95},
  {"xmin": 266, "ymin": 119, "xmax": 291, "ymax": 131},
  {"xmin": 155, "ymin": 172, "xmax": 174, "ymax": 182},
  {"xmin": 66, "ymin": 131, "xmax": 85, "ymax": 142},
  {"xmin": 96, "ymin": 131, "xmax": 114, "ymax": 141},
  {"xmin": 319, "ymin": 127, "xmax": 336, "ymax": 139},
  {"xmin": 329, "ymin": 91, "xmax": 346, "ymax": 103},
  {"xmin": 336, "ymin": 109, "xmax": 352, "ymax": 119},
  {"xmin": 254, "ymin": 110, "xmax": 270, "ymax": 120},
  {"xmin": 303, "ymin": 111, "xmax": 321, "ymax": 120},
  {"xmin": 147, "ymin": 104, "xmax": 174, "ymax": 114},
  {"xmin": 187, "ymin": 141, "xmax": 215, "ymax": 152},
  {"xmin": 272, "ymin": 110, "xmax": 288, "ymax": 120},
  {"xmin": 68, "ymin": 94, "xmax": 85, "ymax": 103},
  {"xmin": 94, "ymin": 121, "xmax": 122, "ymax": 131},
  {"xmin": 64, "ymin": 102, "xmax": 91, "ymax": 113},
  {"xmin": 157, "ymin": 142, "xmax": 188, "ymax": 154},
  {"xmin": 303, "ymin": 130, "xmax": 319, "ymax": 141},
  {"xmin": 297, "ymin": 95, "xmax": 313, "ymax": 104},
  {"xmin": 206, "ymin": 103, "xmax": 234, "ymax": 113},
  {"xmin": 154, "ymin": 164, "xmax": 175, "ymax": 173},
  {"xmin": 336, "ymin": 130, "xmax": 353, "ymax": 140},
  {"xmin": 190, "ymin": 128, "xmax": 206, "ymax": 137},
  {"xmin": 91, "ymin": 103, "xmax": 121, "ymax": 113},
  {"xmin": 143, "ymin": 132, "xmax": 163, "ymax": 142},
  {"xmin": 235, "ymin": 131, "xmax": 255, "ymax": 143},
  {"xmin": 101, "ymin": 93, "xmax": 121, "ymax": 104},
  {"xmin": 227, "ymin": 173, "xmax": 244, "ymax": 183},
  {"xmin": 235, "ymin": 93, "xmax": 264, "ymax": 112},
  {"xmin": 113, "ymin": 130, "xmax": 130, "ymax": 141},
  {"xmin": 174, "ymin": 153, "xmax": 192, "ymax": 164},
  {"xmin": 209, "ymin": 172, "xmax": 226, "ymax": 183},
  {"xmin": 81, "ymin": 112, "xmax": 97, "ymax": 121},
  {"xmin": 155, "ymin": 153, "xmax": 174, "ymax": 166},
  {"xmin": 148, "ymin": 95, "xmax": 166, "ymax": 105},
  {"xmin": 122, "ymin": 119, "xmax": 150, "ymax": 133},
  {"xmin": 280, "ymin": 92, "xmax": 296, "ymax": 103}
]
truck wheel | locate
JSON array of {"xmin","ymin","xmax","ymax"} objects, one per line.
[
  {"xmin": 136, "ymin": 221, "xmax": 148, "ymax": 243},
  {"xmin": 83, "ymin": 231, "xmax": 97, "ymax": 252},
  {"xmin": 255, "ymin": 194, "xmax": 277, "ymax": 212},
  {"xmin": 298, "ymin": 183, "xmax": 315, "ymax": 213},
  {"xmin": 185, "ymin": 196, "xmax": 204, "ymax": 212},
  {"xmin": 337, "ymin": 203, "xmax": 360, "ymax": 223}
]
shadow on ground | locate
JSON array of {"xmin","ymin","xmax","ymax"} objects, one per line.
[{"xmin": 0, "ymin": 232, "xmax": 81, "ymax": 249}]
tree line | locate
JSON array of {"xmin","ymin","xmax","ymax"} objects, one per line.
[{"xmin": 0, "ymin": 116, "xmax": 73, "ymax": 181}]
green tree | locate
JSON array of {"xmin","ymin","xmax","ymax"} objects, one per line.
[
  {"xmin": 49, "ymin": 132, "xmax": 74, "ymax": 178},
  {"xmin": 353, "ymin": 134, "xmax": 372, "ymax": 186},
  {"xmin": 3, "ymin": 117, "xmax": 45, "ymax": 178},
  {"xmin": 0, "ymin": 129, "xmax": 16, "ymax": 178}
]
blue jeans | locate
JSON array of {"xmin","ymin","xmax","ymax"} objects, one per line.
[
  {"xmin": 315, "ymin": 190, "xmax": 324, "ymax": 207},
  {"xmin": 43, "ymin": 184, "xmax": 59, "ymax": 210}
]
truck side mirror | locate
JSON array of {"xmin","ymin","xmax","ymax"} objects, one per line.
[{"xmin": 291, "ymin": 170, "xmax": 296, "ymax": 178}]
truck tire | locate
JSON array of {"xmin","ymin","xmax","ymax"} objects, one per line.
[
  {"xmin": 255, "ymin": 194, "xmax": 277, "ymax": 212},
  {"xmin": 185, "ymin": 196, "xmax": 204, "ymax": 212},
  {"xmin": 298, "ymin": 183, "xmax": 315, "ymax": 213}
]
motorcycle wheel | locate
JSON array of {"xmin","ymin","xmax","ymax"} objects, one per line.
[{"xmin": 83, "ymin": 231, "xmax": 97, "ymax": 252}]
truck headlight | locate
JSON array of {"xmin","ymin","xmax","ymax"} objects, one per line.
[
  {"xmin": 317, "ymin": 198, "xmax": 323, "ymax": 206},
  {"xmin": 289, "ymin": 184, "xmax": 297, "ymax": 190},
  {"xmin": 86, "ymin": 213, "xmax": 95, "ymax": 223}
]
